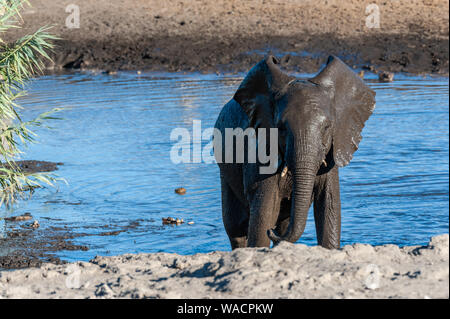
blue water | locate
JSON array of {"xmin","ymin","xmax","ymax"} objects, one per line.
[{"xmin": 0, "ymin": 71, "xmax": 448, "ymax": 262}]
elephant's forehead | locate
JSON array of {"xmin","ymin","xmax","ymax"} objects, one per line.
[{"xmin": 282, "ymin": 87, "xmax": 329, "ymax": 117}]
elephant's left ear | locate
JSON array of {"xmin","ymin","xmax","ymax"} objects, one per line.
[{"xmin": 310, "ymin": 56, "xmax": 376, "ymax": 167}]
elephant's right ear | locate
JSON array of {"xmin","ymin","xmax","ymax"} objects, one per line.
[{"xmin": 234, "ymin": 56, "xmax": 293, "ymax": 129}]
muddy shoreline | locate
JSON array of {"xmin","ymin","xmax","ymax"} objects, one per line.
[
  {"xmin": 4, "ymin": 0, "xmax": 449, "ymax": 76},
  {"xmin": 50, "ymin": 33, "xmax": 449, "ymax": 76},
  {"xmin": 1, "ymin": 213, "xmax": 153, "ymax": 270}
]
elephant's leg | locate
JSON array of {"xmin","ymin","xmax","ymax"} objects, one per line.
[
  {"xmin": 313, "ymin": 167, "xmax": 341, "ymax": 249},
  {"xmin": 220, "ymin": 178, "xmax": 248, "ymax": 249},
  {"xmin": 247, "ymin": 177, "xmax": 281, "ymax": 248}
]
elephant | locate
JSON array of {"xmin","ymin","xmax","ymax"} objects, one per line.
[{"xmin": 213, "ymin": 55, "xmax": 375, "ymax": 249}]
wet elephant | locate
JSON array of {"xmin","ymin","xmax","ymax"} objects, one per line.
[{"xmin": 214, "ymin": 55, "xmax": 375, "ymax": 249}]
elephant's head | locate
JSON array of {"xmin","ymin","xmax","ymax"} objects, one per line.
[{"xmin": 233, "ymin": 55, "xmax": 376, "ymax": 244}]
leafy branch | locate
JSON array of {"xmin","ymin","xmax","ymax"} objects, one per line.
[{"xmin": 0, "ymin": 0, "xmax": 61, "ymax": 206}]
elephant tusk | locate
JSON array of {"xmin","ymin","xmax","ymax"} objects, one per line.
[
  {"xmin": 322, "ymin": 160, "xmax": 327, "ymax": 167},
  {"xmin": 281, "ymin": 165, "xmax": 288, "ymax": 177}
]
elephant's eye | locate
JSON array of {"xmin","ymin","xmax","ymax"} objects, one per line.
[{"xmin": 321, "ymin": 125, "xmax": 332, "ymax": 147}]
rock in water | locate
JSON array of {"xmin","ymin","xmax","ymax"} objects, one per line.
[
  {"xmin": 31, "ymin": 220, "xmax": 40, "ymax": 229},
  {"xmin": 162, "ymin": 217, "xmax": 184, "ymax": 225},
  {"xmin": 5, "ymin": 213, "xmax": 32, "ymax": 222},
  {"xmin": 378, "ymin": 71, "xmax": 394, "ymax": 82},
  {"xmin": 175, "ymin": 187, "xmax": 186, "ymax": 195}
]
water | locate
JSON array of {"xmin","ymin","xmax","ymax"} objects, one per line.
[{"xmin": 1, "ymin": 71, "xmax": 448, "ymax": 262}]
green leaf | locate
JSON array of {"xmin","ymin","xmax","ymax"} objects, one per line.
[{"xmin": 0, "ymin": 0, "xmax": 60, "ymax": 207}]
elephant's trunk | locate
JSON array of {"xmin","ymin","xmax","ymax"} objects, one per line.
[{"xmin": 268, "ymin": 154, "xmax": 318, "ymax": 243}]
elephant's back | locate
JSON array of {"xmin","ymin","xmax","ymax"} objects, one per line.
[{"xmin": 214, "ymin": 99, "xmax": 249, "ymax": 133}]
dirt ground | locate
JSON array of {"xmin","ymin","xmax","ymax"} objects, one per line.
[
  {"xmin": 4, "ymin": 0, "xmax": 449, "ymax": 75},
  {"xmin": 0, "ymin": 234, "xmax": 447, "ymax": 299}
]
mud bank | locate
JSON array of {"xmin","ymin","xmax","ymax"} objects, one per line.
[
  {"xmin": 2, "ymin": 160, "xmax": 62, "ymax": 174},
  {"xmin": 0, "ymin": 217, "xmax": 152, "ymax": 270},
  {"xmin": 4, "ymin": 0, "xmax": 449, "ymax": 75},
  {"xmin": 0, "ymin": 161, "xmax": 67, "ymax": 269},
  {"xmin": 0, "ymin": 234, "xmax": 447, "ymax": 299}
]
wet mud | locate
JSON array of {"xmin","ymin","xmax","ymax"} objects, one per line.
[
  {"xmin": 0, "ymin": 217, "xmax": 152, "ymax": 270},
  {"xmin": 2, "ymin": 160, "xmax": 62, "ymax": 174},
  {"xmin": 4, "ymin": 0, "xmax": 448, "ymax": 76}
]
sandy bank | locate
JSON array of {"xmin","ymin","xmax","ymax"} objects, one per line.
[
  {"xmin": 4, "ymin": 0, "xmax": 449, "ymax": 75},
  {"xmin": 0, "ymin": 234, "xmax": 448, "ymax": 299}
]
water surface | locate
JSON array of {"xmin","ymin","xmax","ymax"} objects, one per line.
[{"xmin": 1, "ymin": 71, "xmax": 448, "ymax": 262}]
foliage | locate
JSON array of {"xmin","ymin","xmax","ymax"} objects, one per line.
[{"xmin": 0, "ymin": 0, "xmax": 60, "ymax": 206}]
